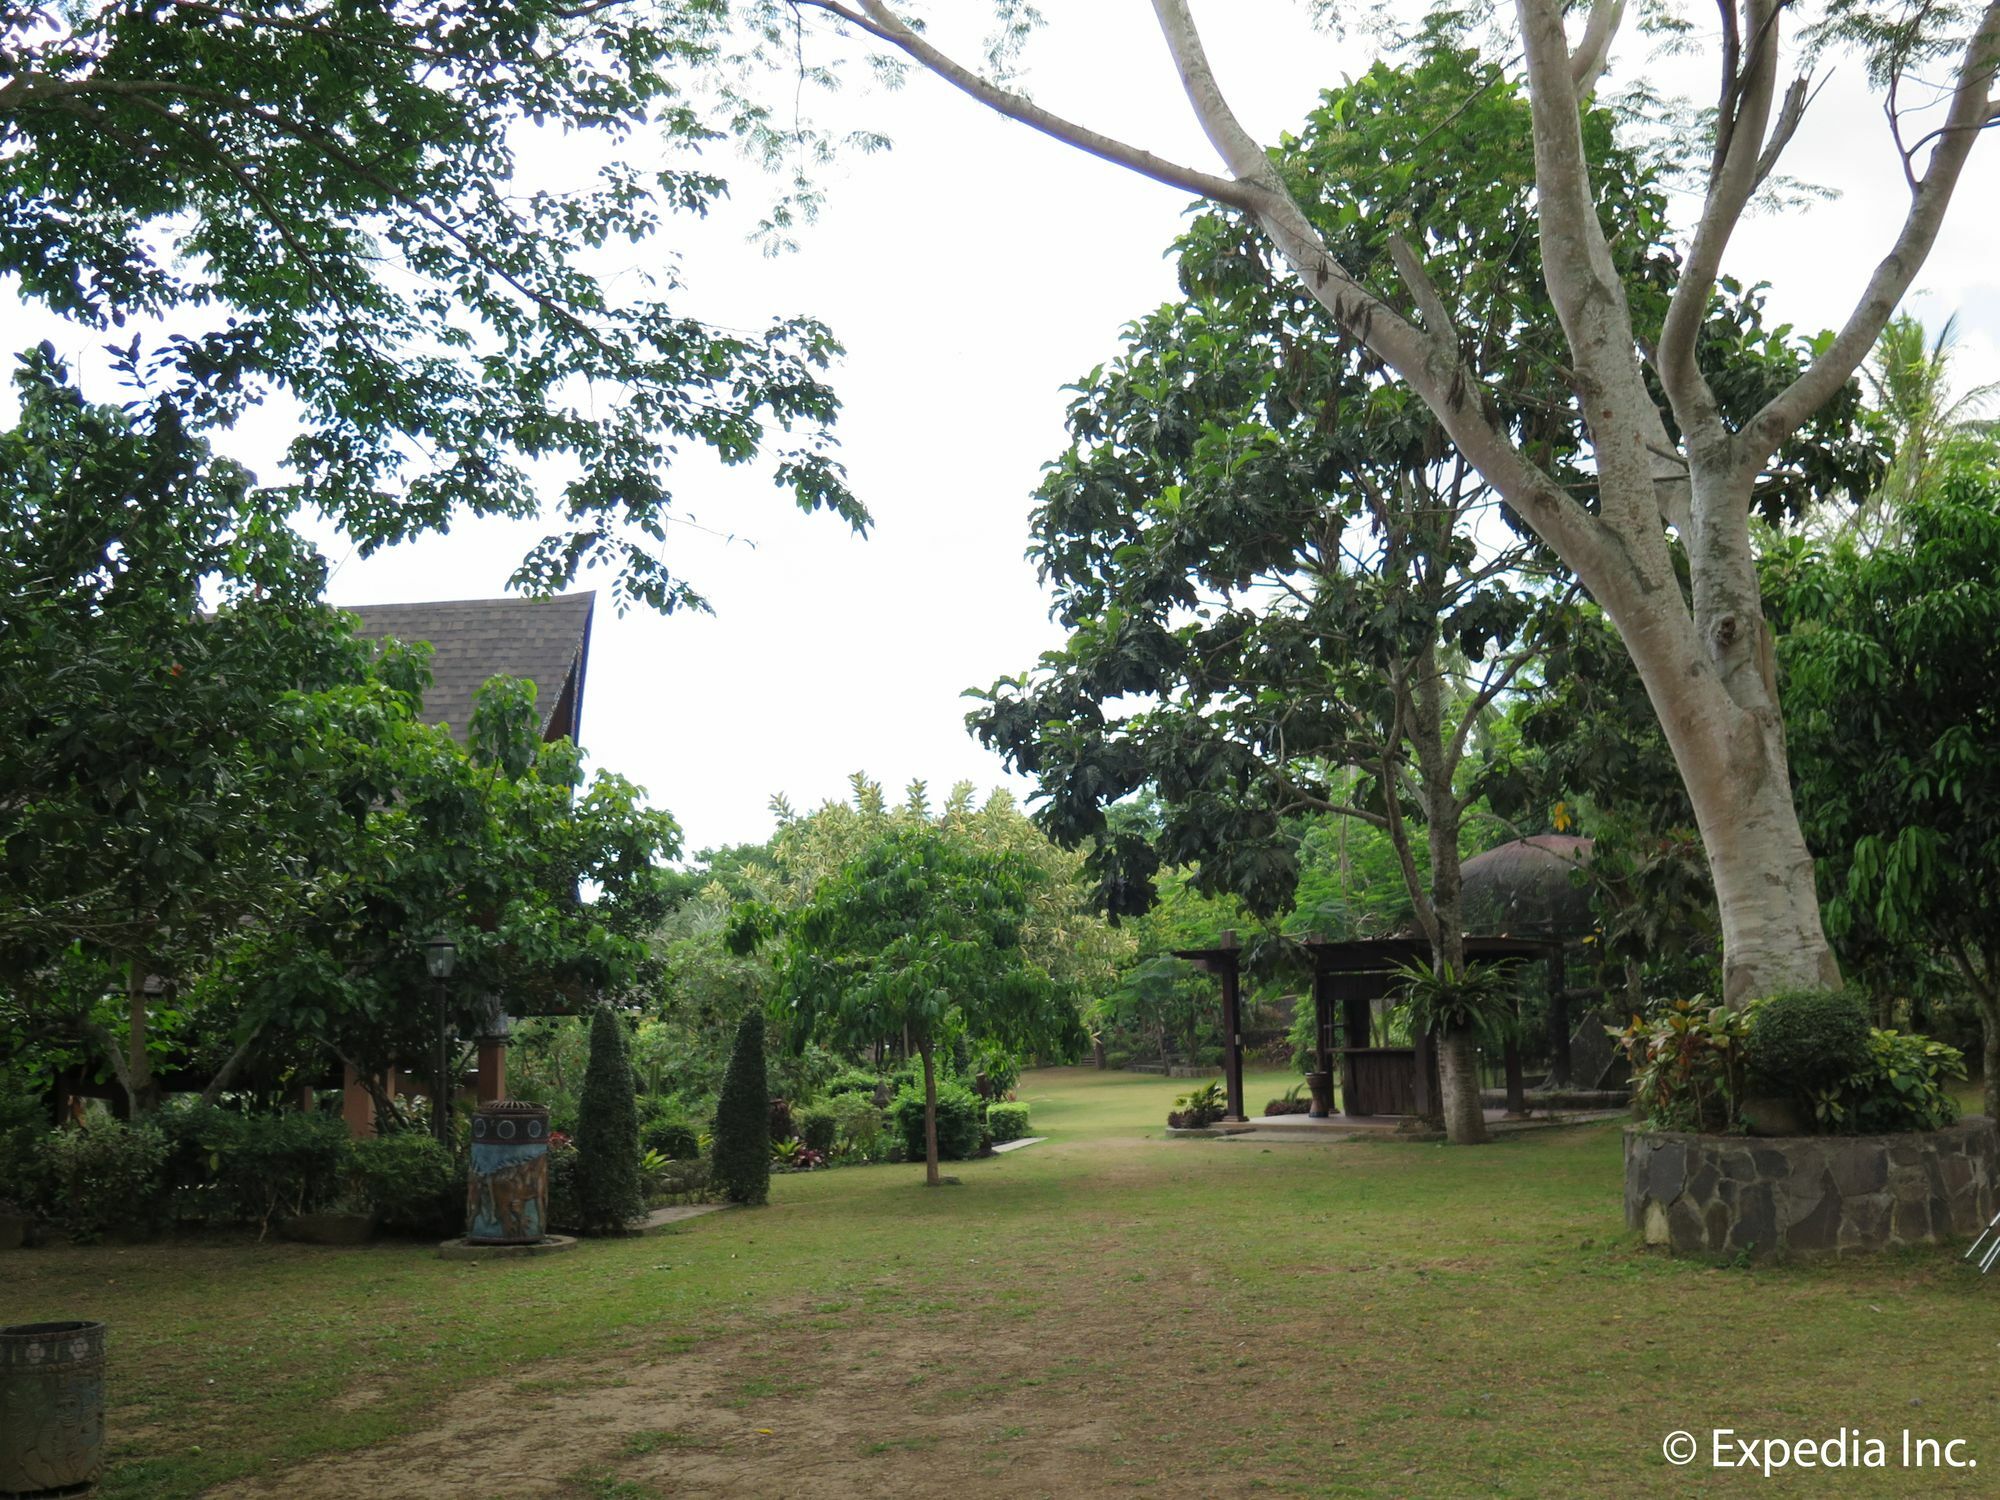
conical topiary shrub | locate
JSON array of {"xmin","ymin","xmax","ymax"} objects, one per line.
[
  {"xmin": 712, "ymin": 1009, "xmax": 770, "ymax": 1206},
  {"xmin": 574, "ymin": 1004, "xmax": 645, "ymax": 1234}
]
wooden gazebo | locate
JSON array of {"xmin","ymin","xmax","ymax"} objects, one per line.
[{"xmin": 1175, "ymin": 933, "xmax": 1557, "ymax": 1123}]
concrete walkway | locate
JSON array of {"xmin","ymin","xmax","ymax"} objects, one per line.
[{"xmin": 641, "ymin": 1202, "xmax": 728, "ymax": 1230}]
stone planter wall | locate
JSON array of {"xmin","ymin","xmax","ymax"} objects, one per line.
[{"xmin": 1624, "ymin": 1117, "xmax": 1998, "ymax": 1259}]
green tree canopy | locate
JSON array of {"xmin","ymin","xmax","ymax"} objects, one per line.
[
  {"xmin": 748, "ymin": 825, "xmax": 1078, "ymax": 1185},
  {"xmin": 1, "ymin": 0, "xmax": 863, "ymax": 608},
  {"xmin": 1765, "ymin": 454, "xmax": 2000, "ymax": 1114}
]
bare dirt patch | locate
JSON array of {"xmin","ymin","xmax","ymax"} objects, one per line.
[{"xmin": 204, "ymin": 1307, "xmax": 1178, "ymax": 1499}]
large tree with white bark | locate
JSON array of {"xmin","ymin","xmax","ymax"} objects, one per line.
[{"xmin": 768, "ymin": 0, "xmax": 2000, "ymax": 1004}]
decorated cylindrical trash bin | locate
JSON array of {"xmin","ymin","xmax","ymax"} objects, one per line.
[
  {"xmin": 465, "ymin": 1101, "xmax": 552, "ymax": 1245},
  {"xmin": 0, "ymin": 1320, "xmax": 106, "ymax": 1496}
]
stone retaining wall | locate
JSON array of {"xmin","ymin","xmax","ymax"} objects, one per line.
[{"xmin": 1624, "ymin": 1117, "xmax": 1997, "ymax": 1258}]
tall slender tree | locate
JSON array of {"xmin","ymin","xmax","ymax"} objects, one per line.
[{"xmin": 769, "ymin": 0, "xmax": 2000, "ymax": 1001}]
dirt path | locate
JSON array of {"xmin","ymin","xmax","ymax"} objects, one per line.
[{"xmin": 204, "ymin": 1297, "xmax": 1222, "ymax": 1500}]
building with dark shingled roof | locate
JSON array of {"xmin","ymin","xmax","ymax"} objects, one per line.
[{"xmin": 342, "ymin": 591, "xmax": 595, "ymax": 746}]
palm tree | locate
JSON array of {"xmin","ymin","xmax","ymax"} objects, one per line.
[{"xmin": 1832, "ymin": 313, "xmax": 1999, "ymax": 549}]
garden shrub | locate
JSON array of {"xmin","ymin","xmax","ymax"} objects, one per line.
[
  {"xmin": 1166, "ymin": 1080, "xmax": 1226, "ymax": 1130},
  {"xmin": 0, "ymin": 1085, "xmax": 46, "ymax": 1209},
  {"xmin": 546, "ymin": 1136, "xmax": 580, "ymax": 1231},
  {"xmin": 37, "ymin": 1119, "xmax": 170, "ymax": 1239},
  {"xmin": 768, "ymin": 1095, "xmax": 795, "ymax": 1144},
  {"xmin": 888, "ymin": 1081, "xmax": 983, "ymax": 1162},
  {"xmin": 793, "ymin": 1103, "xmax": 838, "ymax": 1155},
  {"xmin": 639, "ymin": 1114, "xmax": 700, "ymax": 1162},
  {"xmin": 712, "ymin": 1010, "xmax": 771, "ymax": 1205},
  {"xmin": 826, "ymin": 1093, "xmax": 886, "ymax": 1160},
  {"xmin": 1264, "ymin": 1081, "xmax": 1311, "ymax": 1116},
  {"xmin": 351, "ymin": 1132, "xmax": 460, "ymax": 1236},
  {"xmin": 1829, "ymin": 1030, "xmax": 1966, "ymax": 1134},
  {"xmin": 824, "ymin": 1069, "xmax": 886, "ymax": 1100},
  {"xmin": 1611, "ymin": 998, "xmax": 1750, "ymax": 1132},
  {"xmin": 986, "ymin": 1100, "xmax": 1031, "ymax": 1143},
  {"xmin": 1745, "ymin": 988, "xmax": 1873, "ymax": 1107},
  {"xmin": 216, "ymin": 1110, "xmax": 350, "ymax": 1231},
  {"xmin": 971, "ymin": 1043, "xmax": 1021, "ymax": 1099},
  {"xmin": 575, "ymin": 1006, "xmax": 645, "ymax": 1235},
  {"xmin": 154, "ymin": 1104, "xmax": 351, "ymax": 1231}
]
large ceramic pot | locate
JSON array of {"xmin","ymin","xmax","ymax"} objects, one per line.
[
  {"xmin": 1305, "ymin": 1071, "xmax": 1335, "ymax": 1119},
  {"xmin": 464, "ymin": 1101, "xmax": 552, "ymax": 1245},
  {"xmin": 0, "ymin": 1320, "xmax": 105, "ymax": 1495}
]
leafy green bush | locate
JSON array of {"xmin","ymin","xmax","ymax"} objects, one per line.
[
  {"xmin": 155, "ymin": 1104, "xmax": 351, "ymax": 1232},
  {"xmin": 575, "ymin": 1006, "xmax": 645, "ymax": 1235},
  {"xmin": 793, "ymin": 1103, "xmax": 838, "ymax": 1155},
  {"xmin": 0, "ymin": 1084, "xmax": 46, "ymax": 1209},
  {"xmin": 546, "ymin": 1138, "xmax": 580, "ymax": 1231},
  {"xmin": 1395, "ymin": 959, "xmax": 1515, "ymax": 1041},
  {"xmin": 986, "ymin": 1100, "xmax": 1031, "ymax": 1143},
  {"xmin": 1611, "ymin": 998, "xmax": 1751, "ymax": 1132},
  {"xmin": 712, "ymin": 1010, "xmax": 771, "ymax": 1205},
  {"xmin": 1745, "ymin": 988, "xmax": 1873, "ymax": 1107},
  {"xmin": 823, "ymin": 1069, "xmax": 886, "ymax": 1101},
  {"xmin": 825, "ymin": 1093, "xmax": 886, "ymax": 1160},
  {"xmin": 37, "ymin": 1119, "xmax": 170, "ymax": 1239},
  {"xmin": 351, "ymin": 1133, "xmax": 460, "ymax": 1237},
  {"xmin": 1166, "ymin": 1080, "xmax": 1226, "ymax": 1129},
  {"xmin": 888, "ymin": 1081, "xmax": 983, "ymax": 1161},
  {"xmin": 1826, "ymin": 1030, "xmax": 1966, "ymax": 1134},
  {"xmin": 971, "ymin": 1043, "xmax": 1021, "ymax": 1099},
  {"xmin": 639, "ymin": 1116, "xmax": 699, "ymax": 1161}
]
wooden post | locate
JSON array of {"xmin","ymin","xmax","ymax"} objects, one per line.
[
  {"xmin": 1219, "ymin": 953, "xmax": 1246, "ymax": 1123},
  {"xmin": 476, "ymin": 1038, "xmax": 508, "ymax": 1105},
  {"xmin": 341, "ymin": 1063, "xmax": 393, "ymax": 1139},
  {"xmin": 1411, "ymin": 1026, "xmax": 1439, "ymax": 1121},
  {"xmin": 1340, "ymin": 980, "xmax": 1370, "ymax": 1118},
  {"xmin": 1503, "ymin": 1028, "xmax": 1528, "ymax": 1117},
  {"xmin": 1308, "ymin": 966, "xmax": 1335, "ymax": 1119}
]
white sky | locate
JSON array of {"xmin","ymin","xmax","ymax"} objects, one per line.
[{"xmin": 7, "ymin": 4, "xmax": 1998, "ymax": 858}]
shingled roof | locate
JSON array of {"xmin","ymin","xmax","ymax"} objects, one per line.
[{"xmin": 343, "ymin": 592, "xmax": 595, "ymax": 746}]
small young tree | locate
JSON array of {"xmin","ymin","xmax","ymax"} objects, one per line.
[
  {"xmin": 711, "ymin": 1009, "xmax": 771, "ymax": 1206},
  {"xmin": 574, "ymin": 1006, "xmax": 644, "ymax": 1235},
  {"xmin": 755, "ymin": 827, "xmax": 1079, "ymax": 1187}
]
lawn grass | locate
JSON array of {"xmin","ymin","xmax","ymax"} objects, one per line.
[{"xmin": 4, "ymin": 1067, "xmax": 1995, "ymax": 1497}]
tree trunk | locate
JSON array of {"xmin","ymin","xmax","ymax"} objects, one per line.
[
  {"xmin": 124, "ymin": 959, "xmax": 159, "ymax": 1117},
  {"xmin": 1437, "ymin": 1027, "xmax": 1488, "ymax": 1146},
  {"xmin": 1585, "ymin": 465, "xmax": 1841, "ymax": 1005},
  {"xmin": 918, "ymin": 1034, "xmax": 941, "ymax": 1187},
  {"xmin": 1409, "ymin": 644, "xmax": 1489, "ymax": 1145}
]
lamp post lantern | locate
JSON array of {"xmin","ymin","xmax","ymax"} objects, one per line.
[{"xmin": 424, "ymin": 934, "xmax": 457, "ymax": 1146}]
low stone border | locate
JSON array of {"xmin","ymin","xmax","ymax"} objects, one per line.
[
  {"xmin": 437, "ymin": 1234, "xmax": 579, "ymax": 1261},
  {"xmin": 990, "ymin": 1136, "xmax": 1046, "ymax": 1153},
  {"xmin": 1624, "ymin": 1117, "xmax": 1998, "ymax": 1259}
]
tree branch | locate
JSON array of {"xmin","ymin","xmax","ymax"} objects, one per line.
[
  {"xmin": 1654, "ymin": 0, "xmax": 1783, "ymax": 450},
  {"xmin": 1569, "ymin": 0, "xmax": 1626, "ymax": 95},
  {"xmin": 1741, "ymin": 0, "xmax": 2000, "ymax": 467},
  {"xmin": 789, "ymin": 0, "xmax": 1260, "ymax": 210}
]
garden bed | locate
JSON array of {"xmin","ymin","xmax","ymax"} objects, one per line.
[{"xmin": 1624, "ymin": 1117, "xmax": 1998, "ymax": 1258}]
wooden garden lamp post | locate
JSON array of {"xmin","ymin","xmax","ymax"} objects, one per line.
[{"xmin": 423, "ymin": 933, "xmax": 457, "ymax": 1146}]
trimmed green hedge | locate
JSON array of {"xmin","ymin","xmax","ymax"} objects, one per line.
[
  {"xmin": 986, "ymin": 1101, "xmax": 1031, "ymax": 1144},
  {"xmin": 888, "ymin": 1081, "xmax": 983, "ymax": 1162},
  {"xmin": 1746, "ymin": 988, "xmax": 1872, "ymax": 1105}
]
